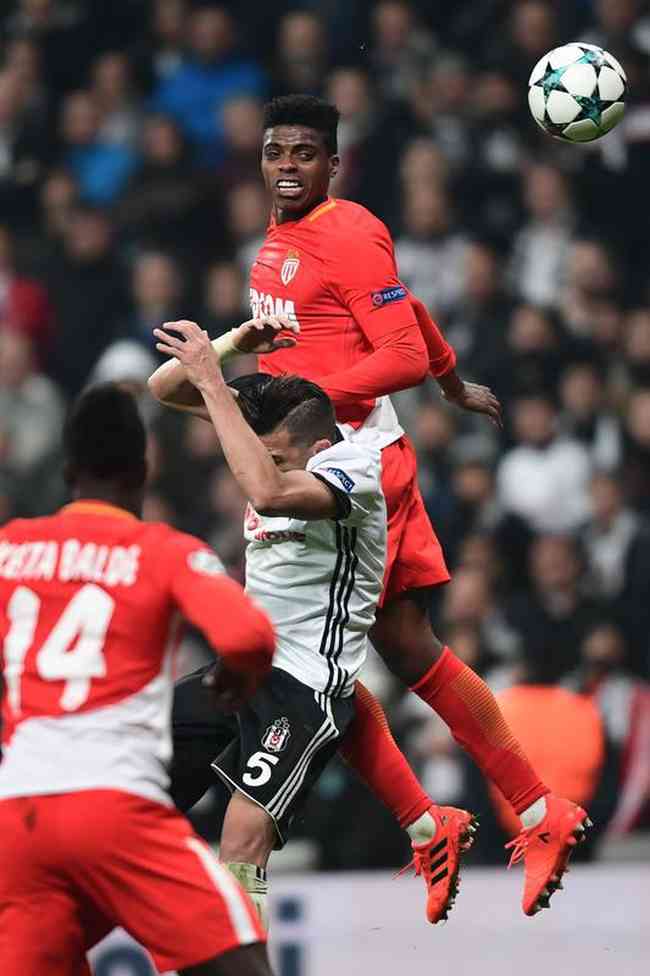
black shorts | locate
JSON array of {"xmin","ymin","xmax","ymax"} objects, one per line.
[
  {"xmin": 212, "ymin": 668, "xmax": 355, "ymax": 847},
  {"xmin": 170, "ymin": 664, "xmax": 238, "ymax": 813}
]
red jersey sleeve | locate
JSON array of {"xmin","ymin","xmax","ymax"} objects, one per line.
[
  {"xmin": 158, "ymin": 532, "xmax": 275, "ymax": 677},
  {"xmin": 318, "ymin": 222, "xmax": 428, "ymax": 407},
  {"xmin": 409, "ymin": 292, "xmax": 457, "ymax": 378}
]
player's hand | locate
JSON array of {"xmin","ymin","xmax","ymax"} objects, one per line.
[
  {"xmin": 232, "ymin": 315, "xmax": 299, "ymax": 355},
  {"xmin": 443, "ymin": 380, "xmax": 503, "ymax": 428},
  {"xmin": 202, "ymin": 661, "xmax": 259, "ymax": 714},
  {"xmin": 154, "ymin": 320, "xmax": 221, "ymax": 391}
]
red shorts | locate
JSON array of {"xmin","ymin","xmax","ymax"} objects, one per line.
[
  {"xmin": 0, "ymin": 790, "xmax": 264, "ymax": 975},
  {"xmin": 380, "ymin": 435, "xmax": 450, "ymax": 605}
]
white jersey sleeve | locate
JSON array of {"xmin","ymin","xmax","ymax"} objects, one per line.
[{"xmin": 307, "ymin": 438, "xmax": 382, "ymax": 527}]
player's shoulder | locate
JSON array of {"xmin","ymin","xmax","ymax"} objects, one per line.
[
  {"xmin": 0, "ymin": 514, "xmax": 60, "ymax": 541},
  {"xmin": 147, "ymin": 523, "xmax": 226, "ymax": 576},
  {"xmin": 315, "ymin": 198, "xmax": 392, "ymax": 243},
  {"xmin": 308, "ymin": 436, "xmax": 382, "ymax": 492}
]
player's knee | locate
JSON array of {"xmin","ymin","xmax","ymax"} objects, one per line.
[{"xmin": 219, "ymin": 792, "xmax": 275, "ymax": 864}]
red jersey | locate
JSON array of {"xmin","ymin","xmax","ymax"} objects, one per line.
[
  {"xmin": 0, "ymin": 501, "xmax": 274, "ymax": 804},
  {"xmin": 251, "ymin": 197, "xmax": 456, "ymax": 447}
]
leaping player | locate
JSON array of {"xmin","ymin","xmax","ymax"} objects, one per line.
[{"xmin": 149, "ymin": 94, "xmax": 590, "ymax": 919}]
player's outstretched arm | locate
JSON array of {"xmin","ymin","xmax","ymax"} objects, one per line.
[
  {"xmin": 148, "ymin": 316, "xmax": 298, "ymax": 418},
  {"xmin": 410, "ymin": 292, "xmax": 502, "ymax": 427},
  {"xmin": 154, "ymin": 321, "xmax": 338, "ymax": 520}
]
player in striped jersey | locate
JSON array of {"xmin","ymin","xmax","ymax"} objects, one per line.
[{"xmin": 155, "ymin": 321, "xmax": 391, "ymax": 926}]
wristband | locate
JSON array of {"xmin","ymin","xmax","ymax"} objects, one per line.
[{"xmin": 211, "ymin": 330, "xmax": 239, "ymax": 363}]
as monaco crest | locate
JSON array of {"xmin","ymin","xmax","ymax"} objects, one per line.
[
  {"xmin": 262, "ymin": 717, "xmax": 291, "ymax": 753},
  {"xmin": 281, "ymin": 250, "xmax": 300, "ymax": 286}
]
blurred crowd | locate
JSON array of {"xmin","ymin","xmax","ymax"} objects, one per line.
[{"xmin": 1, "ymin": 0, "xmax": 649, "ymax": 865}]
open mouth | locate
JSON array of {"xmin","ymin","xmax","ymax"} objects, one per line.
[{"xmin": 276, "ymin": 179, "xmax": 304, "ymax": 198}]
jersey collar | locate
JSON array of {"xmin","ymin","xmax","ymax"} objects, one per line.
[
  {"xmin": 269, "ymin": 196, "xmax": 333, "ymax": 229},
  {"xmin": 59, "ymin": 500, "xmax": 137, "ymax": 521}
]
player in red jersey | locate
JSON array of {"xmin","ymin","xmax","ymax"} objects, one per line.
[
  {"xmin": 149, "ymin": 95, "xmax": 590, "ymax": 919},
  {"xmin": 0, "ymin": 384, "xmax": 277, "ymax": 976}
]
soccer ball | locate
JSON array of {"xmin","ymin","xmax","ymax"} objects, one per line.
[{"xmin": 528, "ymin": 43, "xmax": 627, "ymax": 142}]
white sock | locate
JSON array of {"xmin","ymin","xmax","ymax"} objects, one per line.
[
  {"xmin": 225, "ymin": 862, "xmax": 269, "ymax": 930},
  {"xmin": 520, "ymin": 796, "xmax": 547, "ymax": 830},
  {"xmin": 406, "ymin": 810, "xmax": 437, "ymax": 845}
]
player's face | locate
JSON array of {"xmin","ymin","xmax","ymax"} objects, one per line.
[
  {"xmin": 261, "ymin": 426, "xmax": 331, "ymax": 472},
  {"xmin": 261, "ymin": 125, "xmax": 338, "ymax": 220}
]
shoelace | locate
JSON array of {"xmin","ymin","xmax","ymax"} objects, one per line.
[{"xmin": 505, "ymin": 831, "xmax": 530, "ymax": 868}]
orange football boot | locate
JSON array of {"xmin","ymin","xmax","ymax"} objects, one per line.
[
  {"xmin": 400, "ymin": 806, "xmax": 478, "ymax": 924},
  {"xmin": 506, "ymin": 795, "xmax": 592, "ymax": 916}
]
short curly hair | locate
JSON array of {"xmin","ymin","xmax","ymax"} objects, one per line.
[{"xmin": 262, "ymin": 94, "xmax": 340, "ymax": 154}]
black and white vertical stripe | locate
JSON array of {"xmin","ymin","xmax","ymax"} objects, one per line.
[
  {"xmin": 265, "ymin": 692, "xmax": 339, "ymax": 823},
  {"xmin": 318, "ymin": 524, "xmax": 358, "ymax": 696}
]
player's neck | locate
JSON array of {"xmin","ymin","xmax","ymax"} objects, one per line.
[
  {"xmin": 273, "ymin": 194, "xmax": 329, "ymax": 225},
  {"xmin": 70, "ymin": 482, "xmax": 143, "ymax": 518}
]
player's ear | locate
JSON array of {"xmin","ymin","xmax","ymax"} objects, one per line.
[
  {"xmin": 329, "ymin": 155, "xmax": 340, "ymax": 179},
  {"xmin": 310, "ymin": 438, "xmax": 332, "ymax": 459}
]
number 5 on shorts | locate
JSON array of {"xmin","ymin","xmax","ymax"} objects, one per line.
[{"xmin": 242, "ymin": 751, "xmax": 279, "ymax": 787}]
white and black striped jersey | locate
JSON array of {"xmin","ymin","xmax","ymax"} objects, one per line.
[{"xmin": 243, "ymin": 436, "xmax": 386, "ymax": 697}]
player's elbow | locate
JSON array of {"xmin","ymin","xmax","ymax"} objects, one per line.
[
  {"xmin": 393, "ymin": 331, "xmax": 429, "ymax": 386},
  {"xmin": 147, "ymin": 371, "xmax": 165, "ymax": 403}
]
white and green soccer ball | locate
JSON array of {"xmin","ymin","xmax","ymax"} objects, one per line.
[{"xmin": 528, "ymin": 43, "xmax": 627, "ymax": 142}]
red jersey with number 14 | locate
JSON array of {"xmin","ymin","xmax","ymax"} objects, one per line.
[
  {"xmin": 252, "ymin": 197, "xmax": 419, "ymax": 448},
  {"xmin": 0, "ymin": 501, "xmax": 274, "ymax": 805}
]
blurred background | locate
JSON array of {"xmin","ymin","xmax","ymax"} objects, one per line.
[{"xmin": 0, "ymin": 0, "xmax": 649, "ymax": 877}]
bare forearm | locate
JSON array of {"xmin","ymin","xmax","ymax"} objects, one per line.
[
  {"xmin": 437, "ymin": 368, "xmax": 465, "ymax": 399},
  {"xmin": 148, "ymin": 331, "xmax": 238, "ymax": 407},
  {"xmin": 197, "ymin": 375, "xmax": 283, "ymax": 510}
]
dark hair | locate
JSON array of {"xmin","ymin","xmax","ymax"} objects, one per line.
[
  {"xmin": 63, "ymin": 382, "xmax": 147, "ymax": 485},
  {"xmin": 262, "ymin": 95, "xmax": 339, "ymax": 154},
  {"xmin": 229, "ymin": 373, "xmax": 337, "ymax": 445}
]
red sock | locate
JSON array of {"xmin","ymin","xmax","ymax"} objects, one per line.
[
  {"xmin": 339, "ymin": 680, "xmax": 431, "ymax": 829},
  {"xmin": 412, "ymin": 647, "xmax": 549, "ymax": 814}
]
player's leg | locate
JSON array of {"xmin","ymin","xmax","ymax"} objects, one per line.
[
  {"xmin": 69, "ymin": 789, "xmax": 266, "ymax": 975},
  {"xmin": 219, "ymin": 792, "xmax": 277, "ymax": 928},
  {"xmin": 339, "ymin": 679, "xmax": 476, "ymax": 923},
  {"xmin": 0, "ymin": 796, "xmax": 90, "ymax": 976},
  {"xmin": 371, "ymin": 438, "xmax": 590, "ymax": 913},
  {"xmin": 213, "ymin": 668, "xmax": 354, "ymax": 930},
  {"xmin": 180, "ymin": 942, "xmax": 273, "ymax": 976}
]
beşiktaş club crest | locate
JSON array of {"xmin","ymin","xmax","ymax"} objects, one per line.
[
  {"xmin": 262, "ymin": 717, "xmax": 291, "ymax": 753},
  {"xmin": 280, "ymin": 249, "xmax": 300, "ymax": 286}
]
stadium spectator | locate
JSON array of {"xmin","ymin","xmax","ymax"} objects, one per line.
[
  {"xmin": 0, "ymin": 326, "xmax": 63, "ymax": 482},
  {"xmin": 271, "ymin": 11, "xmax": 328, "ymax": 98},
  {"xmin": 227, "ymin": 180, "xmax": 268, "ymax": 274},
  {"xmin": 0, "ymin": 223, "xmax": 54, "ymax": 355},
  {"xmin": 507, "ymin": 534, "xmax": 602, "ymax": 679},
  {"xmin": 59, "ymin": 89, "xmax": 137, "ymax": 205},
  {"xmin": 124, "ymin": 251, "xmax": 185, "ymax": 356},
  {"xmin": 326, "ymin": 67, "xmax": 416, "ymax": 220},
  {"xmin": 560, "ymin": 239, "xmax": 621, "ymax": 338},
  {"xmin": 370, "ymin": 0, "xmax": 437, "ymax": 101},
  {"xmin": 0, "ymin": 68, "xmax": 52, "ymax": 227},
  {"xmin": 151, "ymin": 5, "xmax": 265, "ymax": 160},
  {"xmin": 89, "ymin": 50, "xmax": 141, "ymax": 149},
  {"xmin": 559, "ymin": 361, "xmax": 622, "ymax": 469},
  {"xmin": 441, "ymin": 566, "xmax": 521, "ymax": 670},
  {"xmin": 395, "ymin": 183, "xmax": 468, "ymax": 317},
  {"xmin": 497, "ymin": 394, "xmax": 592, "ymax": 532},
  {"xmin": 131, "ymin": 0, "xmax": 188, "ymax": 92},
  {"xmin": 509, "ymin": 165, "xmax": 575, "ymax": 309},
  {"xmin": 218, "ymin": 95, "xmax": 265, "ymax": 190},
  {"xmin": 622, "ymin": 388, "xmax": 650, "ymax": 514},
  {"xmin": 45, "ymin": 205, "xmax": 128, "ymax": 396},
  {"xmin": 201, "ymin": 261, "xmax": 248, "ymax": 339},
  {"xmin": 445, "ymin": 241, "xmax": 513, "ymax": 383},
  {"xmin": 566, "ymin": 622, "xmax": 650, "ymax": 835}
]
